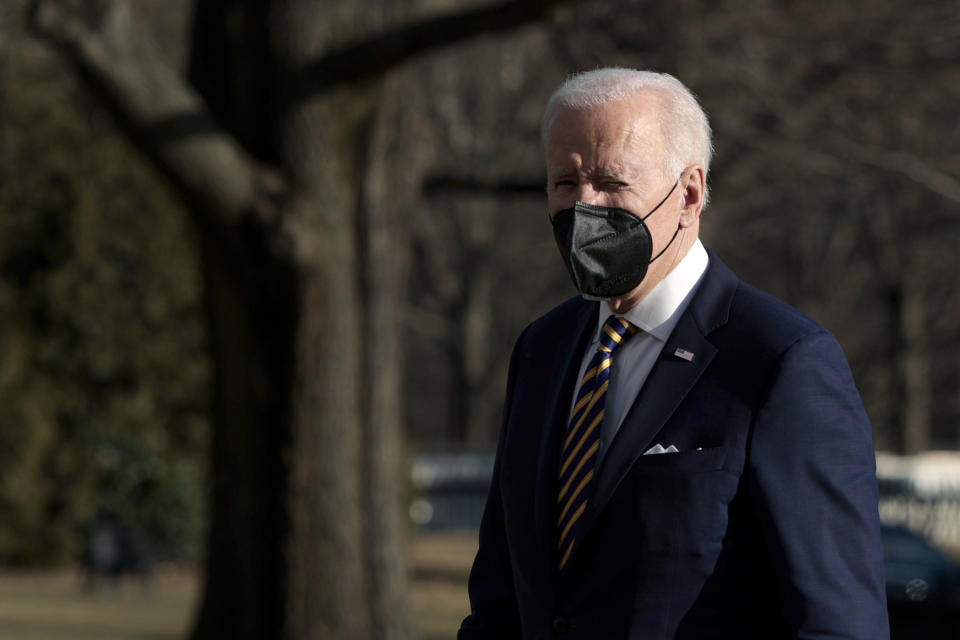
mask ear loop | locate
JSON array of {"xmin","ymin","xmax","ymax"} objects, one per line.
[
  {"xmin": 643, "ymin": 179, "xmax": 682, "ymax": 264},
  {"xmin": 640, "ymin": 180, "xmax": 679, "ymax": 221},
  {"xmin": 650, "ymin": 226, "xmax": 681, "ymax": 263}
]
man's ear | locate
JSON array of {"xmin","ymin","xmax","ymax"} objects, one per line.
[{"xmin": 679, "ymin": 166, "xmax": 706, "ymax": 227}]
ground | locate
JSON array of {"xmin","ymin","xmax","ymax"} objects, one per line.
[
  {"xmin": 0, "ymin": 532, "xmax": 475, "ymax": 640},
  {"xmin": 1, "ymin": 533, "xmax": 955, "ymax": 639}
]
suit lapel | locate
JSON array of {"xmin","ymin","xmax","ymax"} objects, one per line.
[
  {"xmin": 533, "ymin": 300, "xmax": 597, "ymax": 589},
  {"xmin": 577, "ymin": 313, "xmax": 716, "ymax": 542},
  {"xmin": 569, "ymin": 251, "xmax": 738, "ymax": 561}
]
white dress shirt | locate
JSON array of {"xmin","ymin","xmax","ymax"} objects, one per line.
[{"xmin": 567, "ymin": 239, "xmax": 709, "ymax": 466}]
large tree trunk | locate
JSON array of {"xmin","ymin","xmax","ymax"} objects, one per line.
[
  {"xmin": 29, "ymin": 0, "xmax": 564, "ymax": 637},
  {"xmin": 357, "ymin": 71, "xmax": 419, "ymax": 639},
  {"xmin": 183, "ymin": 0, "xmax": 409, "ymax": 633},
  {"xmin": 192, "ymin": 84, "xmax": 412, "ymax": 639},
  {"xmin": 190, "ymin": 202, "xmax": 300, "ymax": 639},
  {"xmin": 270, "ymin": 0, "xmax": 410, "ymax": 630}
]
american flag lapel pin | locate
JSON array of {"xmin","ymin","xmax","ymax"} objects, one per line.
[{"xmin": 673, "ymin": 347, "xmax": 695, "ymax": 362}]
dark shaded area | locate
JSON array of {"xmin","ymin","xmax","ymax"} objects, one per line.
[
  {"xmin": 422, "ymin": 175, "xmax": 546, "ymax": 197},
  {"xmin": 140, "ymin": 112, "xmax": 223, "ymax": 144},
  {"xmin": 890, "ymin": 607, "xmax": 960, "ymax": 640},
  {"xmin": 189, "ymin": 214, "xmax": 299, "ymax": 640},
  {"xmin": 187, "ymin": 0, "xmax": 279, "ymax": 163}
]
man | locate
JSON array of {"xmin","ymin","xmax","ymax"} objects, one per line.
[{"xmin": 459, "ymin": 68, "xmax": 888, "ymax": 639}]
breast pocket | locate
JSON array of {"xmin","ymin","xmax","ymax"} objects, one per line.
[
  {"xmin": 627, "ymin": 446, "xmax": 738, "ymax": 556},
  {"xmin": 636, "ymin": 445, "xmax": 728, "ymax": 473}
]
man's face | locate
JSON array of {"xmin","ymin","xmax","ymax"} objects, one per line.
[{"xmin": 545, "ymin": 95, "xmax": 693, "ymax": 311}]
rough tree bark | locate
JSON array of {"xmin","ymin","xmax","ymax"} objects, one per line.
[{"xmin": 28, "ymin": 0, "xmax": 565, "ymax": 637}]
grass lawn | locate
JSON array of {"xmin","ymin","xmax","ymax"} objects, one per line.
[
  {"xmin": 411, "ymin": 532, "xmax": 476, "ymax": 640},
  {"xmin": 0, "ymin": 532, "xmax": 476, "ymax": 640},
  {"xmin": 0, "ymin": 567, "xmax": 199, "ymax": 640}
]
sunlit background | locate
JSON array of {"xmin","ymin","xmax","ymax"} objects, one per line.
[{"xmin": 1, "ymin": 0, "xmax": 959, "ymax": 638}]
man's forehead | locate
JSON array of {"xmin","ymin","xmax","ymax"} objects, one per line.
[
  {"xmin": 546, "ymin": 124, "xmax": 662, "ymax": 179},
  {"xmin": 548, "ymin": 164, "xmax": 633, "ymax": 178}
]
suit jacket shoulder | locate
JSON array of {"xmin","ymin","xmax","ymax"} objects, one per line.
[
  {"xmin": 697, "ymin": 251, "xmax": 827, "ymax": 353},
  {"xmin": 726, "ymin": 279, "xmax": 828, "ymax": 356}
]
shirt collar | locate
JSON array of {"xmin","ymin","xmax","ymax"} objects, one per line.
[{"xmin": 595, "ymin": 238, "xmax": 709, "ymax": 342}]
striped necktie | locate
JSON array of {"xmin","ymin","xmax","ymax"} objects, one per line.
[{"xmin": 557, "ymin": 314, "xmax": 638, "ymax": 570}]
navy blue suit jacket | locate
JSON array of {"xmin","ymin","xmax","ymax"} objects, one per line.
[{"xmin": 459, "ymin": 251, "xmax": 888, "ymax": 639}]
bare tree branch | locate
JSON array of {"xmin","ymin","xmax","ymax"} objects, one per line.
[
  {"xmin": 740, "ymin": 131, "xmax": 960, "ymax": 206},
  {"xmin": 832, "ymin": 138, "xmax": 960, "ymax": 205},
  {"xmin": 27, "ymin": 0, "xmax": 566, "ymax": 223},
  {"xmin": 29, "ymin": 0, "xmax": 289, "ymax": 226},
  {"xmin": 285, "ymin": 0, "xmax": 565, "ymax": 103},
  {"xmin": 422, "ymin": 175, "xmax": 546, "ymax": 197}
]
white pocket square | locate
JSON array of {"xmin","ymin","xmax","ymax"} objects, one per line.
[{"xmin": 643, "ymin": 443, "xmax": 679, "ymax": 455}]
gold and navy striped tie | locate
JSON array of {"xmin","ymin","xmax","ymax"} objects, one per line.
[{"xmin": 557, "ymin": 314, "xmax": 638, "ymax": 570}]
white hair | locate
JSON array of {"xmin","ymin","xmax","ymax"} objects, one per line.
[{"xmin": 542, "ymin": 68, "xmax": 713, "ymax": 199}]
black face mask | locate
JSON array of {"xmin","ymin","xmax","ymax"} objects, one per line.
[{"xmin": 551, "ymin": 181, "xmax": 680, "ymax": 298}]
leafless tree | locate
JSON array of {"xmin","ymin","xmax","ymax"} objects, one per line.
[{"xmin": 27, "ymin": 0, "xmax": 568, "ymax": 638}]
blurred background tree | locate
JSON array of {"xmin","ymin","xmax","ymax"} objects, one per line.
[
  {"xmin": 14, "ymin": 0, "xmax": 569, "ymax": 639},
  {"xmin": 0, "ymin": 1, "xmax": 206, "ymax": 566},
  {"xmin": 1, "ymin": 0, "xmax": 958, "ymax": 639}
]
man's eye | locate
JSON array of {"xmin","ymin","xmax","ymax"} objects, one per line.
[
  {"xmin": 601, "ymin": 182, "xmax": 627, "ymax": 192},
  {"xmin": 554, "ymin": 180, "xmax": 576, "ymax": 189}
]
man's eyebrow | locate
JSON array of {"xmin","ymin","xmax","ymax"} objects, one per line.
[
  {"xmin": 588, "ymin": 167, "xmax": 627, "ymax": 180},
  {"xmin": 548, "ymin": 167, "xmax": 629, "ymax": 181}
]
